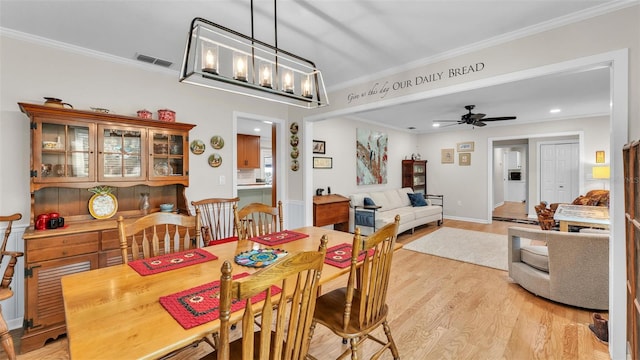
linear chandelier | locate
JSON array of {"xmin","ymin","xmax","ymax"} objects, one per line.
[{"xmin": 179, "ymin": 1, "xmax": 329, "ymax": 108}]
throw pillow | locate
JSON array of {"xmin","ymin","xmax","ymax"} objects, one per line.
[
  {"xmin": 407, "ymin": 193, "xmax": 427, "ymax": 207},
  {"xmin": 363, "ymin": 197, "xmax": 376, "ymax": 206}
]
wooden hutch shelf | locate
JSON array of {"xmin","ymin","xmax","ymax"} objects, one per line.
[{"xmin": 18, "ymin": 103, "xmax": 196, "ymax": 353}]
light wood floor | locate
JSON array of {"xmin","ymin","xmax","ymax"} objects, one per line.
[
  {"xmin": 493, "ymin": 201, "xmax": 529, "ymax": 221},
  {"xmin": 5, "ymin": 219, "xmax": 609, "ymax": 360}
]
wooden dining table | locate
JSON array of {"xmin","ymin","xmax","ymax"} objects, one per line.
[{"xmin": 60, "ymin": 226, "xmax": 363, "ymax": 359}]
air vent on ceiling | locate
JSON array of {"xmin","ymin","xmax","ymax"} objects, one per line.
[{"xmin": 135, "ymin": 53, "xmax": 173, "ymax": 67}]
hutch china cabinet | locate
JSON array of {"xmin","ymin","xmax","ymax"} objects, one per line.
[
  {"xmin": 402, "ymin": 159, "xmax": 427, "ymax": 194},
  {"xmin": 18, "ymin": 103, "xmax": 196, "ymax": 353}
]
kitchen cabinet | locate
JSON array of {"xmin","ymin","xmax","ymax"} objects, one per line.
[
  {"xmin": 507, "ymin": 181, "xmax": 527, "ymax": 202},
  {"xmin": 402, "ymin": 160, "xmax": 427, "ymax": 194},
  {"xmin": 18, "ymin": 103, "xmax": 196, "ymax": 352},
  {"xmin": 237, "ymin": 134, "xmax": 260, "ymax": 168}
]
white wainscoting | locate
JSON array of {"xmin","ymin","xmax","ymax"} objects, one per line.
[
  {"xmin": 285, "ymin": 200, "xmax": 306, "ymax": 230},
  {"xmin": 1, "ymin": 223, "xmax": 26, "ymax": 330}
]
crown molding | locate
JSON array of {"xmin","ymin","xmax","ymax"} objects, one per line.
[
  {"xmin": 0, "ymin": 27, "xmax": 177, "ymax": 76},
  {"xmin": 328, "ymin": 0, "xmax": 637, "ymax": 92}
]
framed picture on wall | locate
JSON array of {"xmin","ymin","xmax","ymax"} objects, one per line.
[
  {"xmin": 459, "ymin": 152, "xmax": 471, "ymax": 166},
  {"xmin": 457, "ymin": 141, "xmax": 474, "ymax": 152},
  {"xmin": 313, "ymin": 140, "xmax": 326, "ymax": 154},
  {"xmin": 313, "ymin": 156, "xmax": 332, "ymax": 169},
  {"xmin": 441, "ymin": 148, "xmax": 454, "ymax": 164}
]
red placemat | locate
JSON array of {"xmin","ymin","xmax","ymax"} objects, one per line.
[
  {"xmin": 207, "ymin": 236, "xmax": 238, "ymax": 246},
  {"xmin": 324, "ymin": 243, "xmax": 374, "ymax": 268},
  {"xmin": 159, "ymin": 272, "xmax": 281, "ymax": 329},
  {"xmin": 128, "ymin": 248, "xmax": 218, "ymax": 276},
  {"xmin": 251, "ymin": 230, "xmax": 308, "ymax": 246}
]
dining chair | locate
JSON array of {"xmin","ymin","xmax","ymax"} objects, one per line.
[
  {"xmin": 0, "ymin": 213, "xmax": 23, "ymax": 360},
  {"xmin": 190, "ymin": 197, "xmax": 240, "ymax": 245},
  {"xmin": 308, "ymin": 215, "xmax": 401, "ymax": 360},
  {"xmin": 203, "ymin": 235, "xmax": 328, "ymax": 360},
  {"xmin": 235, "ymin": 201, "xmax": 283, "ymax": 239},
  {"xmin": 117, "ymin": 210, "xmax": 202, "ymax": 263}
]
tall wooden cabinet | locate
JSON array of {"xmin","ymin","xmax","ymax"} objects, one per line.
[
  {"xmin": 402, "ymin": 160, "xmax": 427, "ymax": 194},
  {"xmin": 237, "ymin": 134, "xmax": 260, "ymax": 169},
  {"xmin": 18, "ymin": 103, "xmax": 196, "ymax": 353},
  {"xmin": 624, "ymin": 140, "xmax": 639, "ymax": 359}
]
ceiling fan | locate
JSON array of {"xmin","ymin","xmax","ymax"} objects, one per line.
[{"xmin": 433, "ymin": 105, "xmax": 516, "ymax": 127}]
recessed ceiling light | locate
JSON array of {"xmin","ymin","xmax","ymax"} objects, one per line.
[
  {"xmin": 263, "ymin": 121, "xmax": 273, "ymax": 124},
  {"xmin": 254, "ymin": 128, "xmax": 261, "ymax": 132},
  {"xmin": 549, "ymin": 108, "xmax": 561, "ymax": 113},
  {"xmin": 432, "ymin": 123, "xmax": 440, "ymax": 128}
]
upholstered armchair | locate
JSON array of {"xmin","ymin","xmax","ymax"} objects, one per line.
[{"xmin": 508, "ymin": 226, "xmax": 609, "ymax": 310}]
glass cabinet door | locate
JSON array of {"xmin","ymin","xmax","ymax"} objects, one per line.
[
  {"xmin": 149, "ymin": 131, "xmax": 186, "ymax": 179},
  {"xmin": 98, "ymin": 125, "xmax": 145, "ymax": 182},
  {"xmin": 37, "ymin": 121, "xmax": 93, "ymax": 182}
]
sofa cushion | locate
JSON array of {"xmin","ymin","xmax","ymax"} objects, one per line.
[
  {"xmin": 521, "ymin": 245, "xmax": 549, "ymax": 272},
  {"xmin": 349, "ymin": 193, "xmax": 367, "ymax": 208},
  {"xmin": 407, "ymin": 193, "xmax": 427, "ymax": 207},
  {"xmin": 397, "ymin": 188, "xmax": 413, "ymax": 207},
  {"xmin": 369, "ymin": 192, "xmax": 390, "ymax": 211}
]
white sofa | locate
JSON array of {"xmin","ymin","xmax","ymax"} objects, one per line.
[{"xmin": 348, "ymin": 187, "xmax": 442, "ymax": 235}]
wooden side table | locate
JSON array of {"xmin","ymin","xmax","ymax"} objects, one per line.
[{"xmin": 313, "ymin": 194, "xmax": 350, "ymax": 232}]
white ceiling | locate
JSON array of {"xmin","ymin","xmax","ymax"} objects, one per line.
[{"xmin": 0, "ymin": 0, "xmax": 621, "ymax": 133}]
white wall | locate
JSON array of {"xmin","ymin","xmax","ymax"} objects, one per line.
[
  {"xmin": 416, "ymin": 116, "xmax": 609, "ymax": 222},
  {"xmin": 311, "ymin": 117, "xmax": 417, "ymax": 197}
]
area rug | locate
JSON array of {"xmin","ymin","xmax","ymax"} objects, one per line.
[
  {"xmin": 492, "ymin": 216, "xmax": 539, "ymax": 225},
  {"xmin": 403, "ymin": 228, "xmax": 529, "ymax": 271}
]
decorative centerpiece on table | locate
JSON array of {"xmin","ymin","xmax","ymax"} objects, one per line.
[{"xmin": 88, "ymin": 186, "xmax": 118, "ymax": 219}]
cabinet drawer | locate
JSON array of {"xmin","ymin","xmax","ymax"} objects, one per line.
[
  {"xmin": 26, "ymin": 232, "xmax": 99, "ymax": 262},
  {"xmin": 101, "ymin": 229, "xmax": 120, "ymax": 251}
]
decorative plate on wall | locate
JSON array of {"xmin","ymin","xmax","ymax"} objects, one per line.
[
  {"xmin": 291, "ymin": 159, "xmax": 299, "ymax": 171},
  {"xmin": 290, "ymin": 135, "xmax": 299, "ymax": 147},
  {"xmin": 210, "ymin": 135, "xmax": 224, "ymax": 149},
  {"xmin": 208, "ymin": 153, "xmax": 222, "ymax": 167},
  {"xmin": 289, "ymin": 122, "xmax": 299, "ymax": 134},
  {"xmin": 88, "ymin": 186, "xmax": 118, "ymax": 219},
  {"xmin": 291, "ymin": 147, "xmax": 299, "ymax": 159},
  {"xmin": 190, "ymin": 139, "xmax": 205, "ymax": 155}
]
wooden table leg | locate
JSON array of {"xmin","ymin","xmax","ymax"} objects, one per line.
[{"xmin": 560, "ymin": 221, "xmax": 569, "ymax": 232}]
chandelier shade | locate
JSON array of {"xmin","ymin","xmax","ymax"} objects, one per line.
[{"xmin": 179, "ymin": 17, "xmax": 329, "ymax": 108}]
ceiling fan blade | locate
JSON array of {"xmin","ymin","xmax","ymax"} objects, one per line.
[
  {"xmin": 473, "ymin": 121, "xmax": 487, "ymax": 127},
  {"xmin": 438, "ymin": 123, "xmax": 461, "ymax": 128},
  {"xmin": 481, "ymin": 116, "xmax": 516, "ymax": 121},
  {"xmin": 470, "ymin": 113, "xmax": 485, "ymax": 120}
]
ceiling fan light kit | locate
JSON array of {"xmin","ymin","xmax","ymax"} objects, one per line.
[
  {"xmin": 433, "ymin": 105, "xmax": 516, "ymax": 128},
  {"xmin": 179, "ymin": 1, "xmax": 328, "ymax": 109}
]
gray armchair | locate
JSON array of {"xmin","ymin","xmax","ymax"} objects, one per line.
[{"xmin": 508, "ymin": 226, "xmax": 609, "ymax": 310}]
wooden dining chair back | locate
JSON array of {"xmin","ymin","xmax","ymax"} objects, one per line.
[
  {"xmin": 308, "ymin": 215, "xmax": 401, "ymax": 360},
  {"xmin": 207, "ymin": 235, "xmax": 328, "ymax": 360},
  {"xmin": 235, "ymin": 201, "xmax": 283, "ymax": 239},
  {"xmin": 0, "ymin": 213, "xmax": 23, "ymax": 360},
  {"xmin": 117, "ymin": 210, "xmax": 201, "ymax": 264},
  {"xmin": 191, "ymin": 197, "xmax": 240, "ymax": 245}
]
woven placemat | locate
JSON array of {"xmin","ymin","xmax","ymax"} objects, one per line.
[
  {"xmin": 159, "ymin": 272, "xmax": 281, "ymax": 329},
  {"xmin": 128, "ymin": 248, "xmax": 217, "ymax": 276},
  {"xmin": 250, "ymin": 230, "xmax": 308, "ymax": 246},
  {"xmin": 324, "ymin": 243, "xmax": 374, "ymax": 268}
]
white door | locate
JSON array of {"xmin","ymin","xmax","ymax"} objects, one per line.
[{"xmin": 540, "ymin": 142, "xmax": 579, "ymax": 204}]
